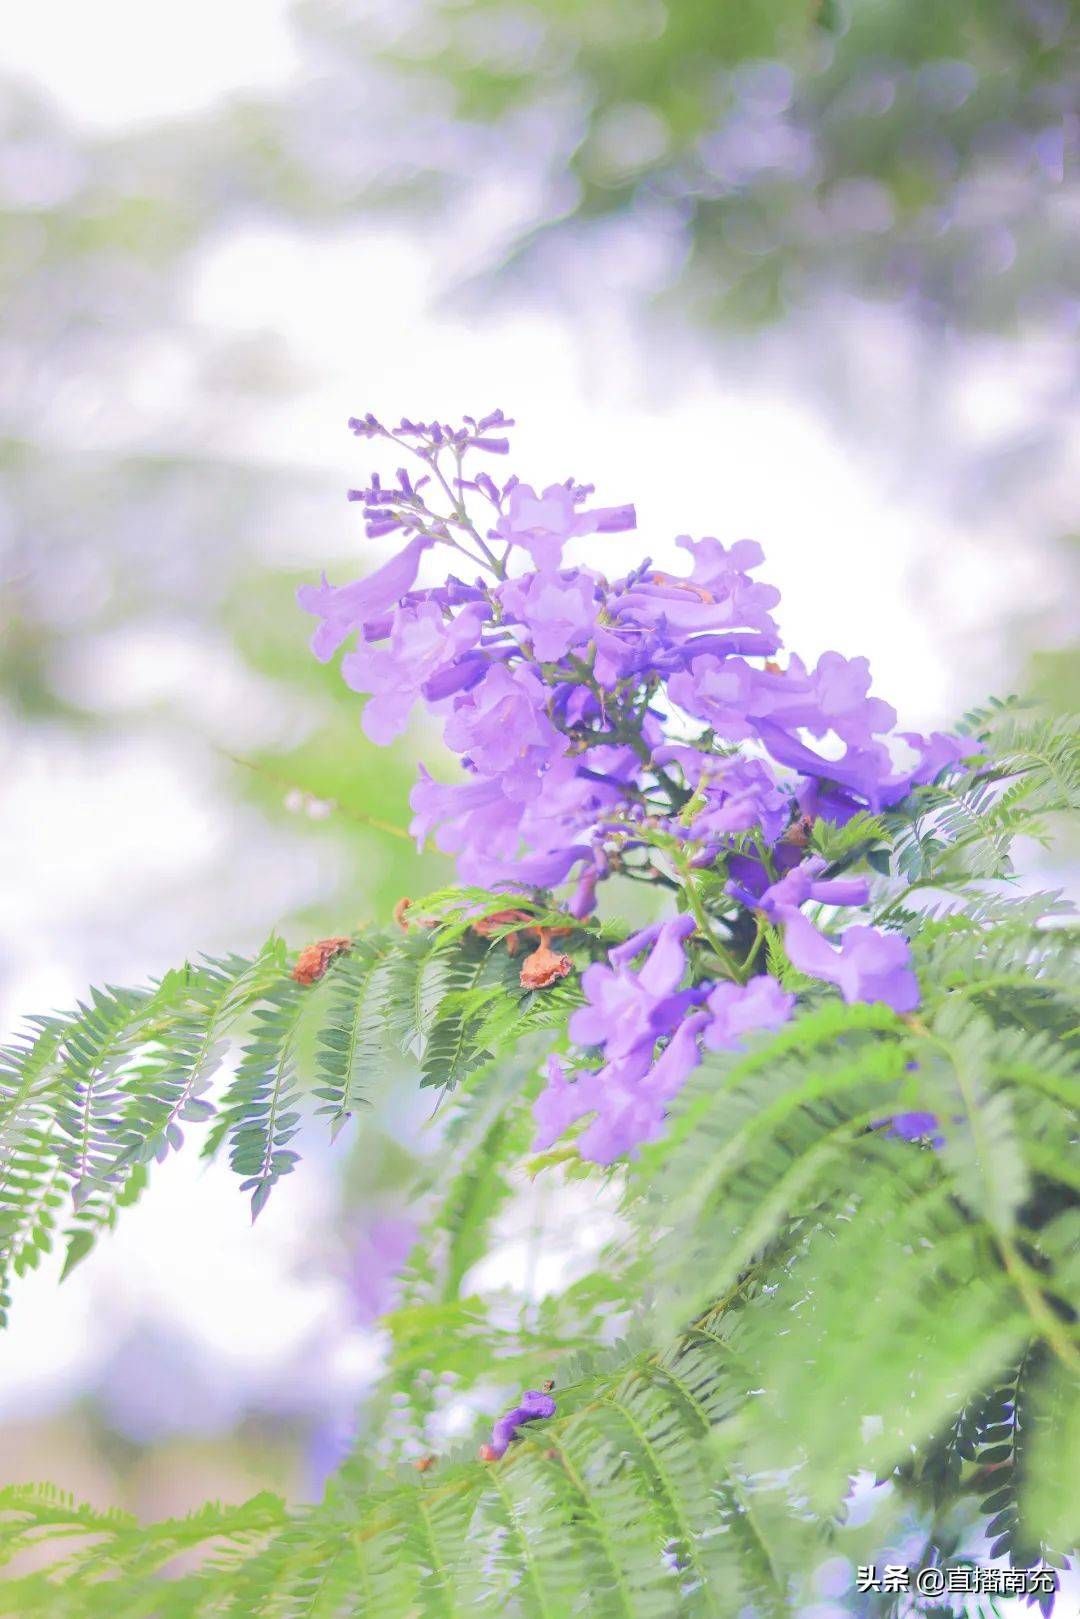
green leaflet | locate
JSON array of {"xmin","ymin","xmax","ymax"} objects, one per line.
[
  {"xmin": 0, "ymin": 1020, "xmax": 66, "ymax": 1323},
  {"xmin": 209, "ymin": 977, "xmax": 311, "ymax": 1220},
  {"xmin": 311, "ymin": 935, "xmax": 402, "ymax": 1137},
  {"xmin": 418, "ymin": 937, "xmax": 523, "ymax": 1091},
  {"xmin": 117, "ymin": 951, "xmax": 280, "ymax": 1167}
]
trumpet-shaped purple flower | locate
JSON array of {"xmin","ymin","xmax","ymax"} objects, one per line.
[
  {"xmin": 480, "ymin": 1387, "xmax": 557, "ymax": 1460},
  {"xmin": 533, "ymin": 970, "xmax": 795, "ymax": 1165},
  {"xmin": 297, "ymin": 534, "xmax": 432, "ymax": 661},
  {"xmin": 410, "ymin": 752, "xmax": 620, "ymax": 891},
  {"xmin": 468, "ymin": 843, "xmax": 593, "ymax": 891},
  {"xmin": 749, "ymin": 652, "xmax": 896, "ymax": 746},
  {"xmin": 410, "ymin": 768, "xmax": 525, "ymax": 867},
  {"xmin": 493, "ymin": 482, "xmax": 636, "ymax": 568},
  {"xmin": 782, "ymin": 909, "xmax": 919, "ymax": 1013},
  {"xmin": 533, "ymin": 917, "xmax": 711, "ymax": 1163},
  {"xmin": 657, "ymin": 750, "xmax": 790, "ymax": 845},
  {"xmin": 902, "ymin": 730, "xmax": 977, "ymax": 786},
  {"xmin": 667, "ymin": 657, "xmax": 759, "ymax": 742},
  {"xmin": 615, "ymin": 536, "xmax": 780, "ymax": 642},
  {"xmin": 730, "ymin": 854, "xmax": 870, "ymax": 918},
  {"xmin": 570, "ymin": 915, "xmax": 698, "ymax": 1060},
  {"xmin": 532, "ymin": 1054, "xmax": 606, "ymax": 1156},
  {"xmin": 704, "ymin": 759, "xmax": 790, "ymax": 844},
  {"xmin": 567, "ymin": 860, "xmax": 604, "ymax": 920},
  {"xmin": 443, "ymin": 665, "xmax": 567, "ymax": 799},
  {"xmin": 533, "ymin": 1017, "xmax": 709, "ymax": 1165},
  {"xmin": 760, "ymin": 723, "xmax": 974, "ymax": 814},
  {"xmin": 704, "ymin": 975, "xmax": 795, "ymax": 1050},
  {"xmin": 677, "ymin": 535, "xmax": 774, "ymax": 597},
  {"xmin": 754, "ymin": 723, "xmax": 913, "ymax": 812},
  {"xmin": 343, "ymin": 601, "xmax": 487, "ymax": 744},
  {"xmin": 578, "ymin": 1018, "xmax": 708, "ymax": 1163},
  {"xmin": 670, "ymin": 651, "xmax": 896, "ymax": 757},
  {"xmin": 498, "ymin": 568, "xmax": 600, "ymax": 662}
]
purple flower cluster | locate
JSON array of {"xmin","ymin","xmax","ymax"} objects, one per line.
[
  {"xmin": 532, "ymin": 918, "xmax": 794, "ymax": 1164},
  {"xmin": 301, "ymin": 412, "xmax": 973, "ymax": 1162}
]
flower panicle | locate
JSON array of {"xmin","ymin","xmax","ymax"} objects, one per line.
[{"xmin": 299, "ymin": 409, "xmax": 979, "ymax": 1161}]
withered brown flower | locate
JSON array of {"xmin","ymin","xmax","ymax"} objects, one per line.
[
  {"xmin": 519, "ymin": 929, "xmax": 573, "ymax": 990},
  {"xmin": 471, "ymin": 908, "xmax": 535, "ymax": 955},
  {"xmin": 291, "ymin": 936, "xmax": 352, "ymax": 985}
]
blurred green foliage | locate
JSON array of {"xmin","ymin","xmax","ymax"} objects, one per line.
[{"xmin": 392, "ymin": 0, "xmax": 1076, "ymax": 330}]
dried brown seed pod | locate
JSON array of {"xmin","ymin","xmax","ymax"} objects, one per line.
[{"xmin": 291, "ymin": 937, "xmax": 352, "ymax": 985}]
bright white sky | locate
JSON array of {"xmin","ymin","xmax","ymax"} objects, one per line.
[{"xmin": 0, "ymin": 0, "xmax": 301, "ymax": 129}]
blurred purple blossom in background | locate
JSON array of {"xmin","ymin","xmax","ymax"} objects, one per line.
[{"xmin": 347, "ymin": 1214, "xmax": 416, "ymax": 1328}]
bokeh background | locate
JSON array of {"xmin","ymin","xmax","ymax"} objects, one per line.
[{"xmin": 1, "ymin": 0, "xmax": 1076, "ymax": 1582}]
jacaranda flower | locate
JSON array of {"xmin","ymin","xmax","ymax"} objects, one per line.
[
  {"xmin": 479, "ymin": 1387, "xmax": 557, "ymax": 1461},
  {"xmin": 303, "ymin": 409, "xmax": 966, "ymax": 1160},
  {"xmin": 782, "ymin": 909, "xmax": 919, "ymax": 1013}
]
